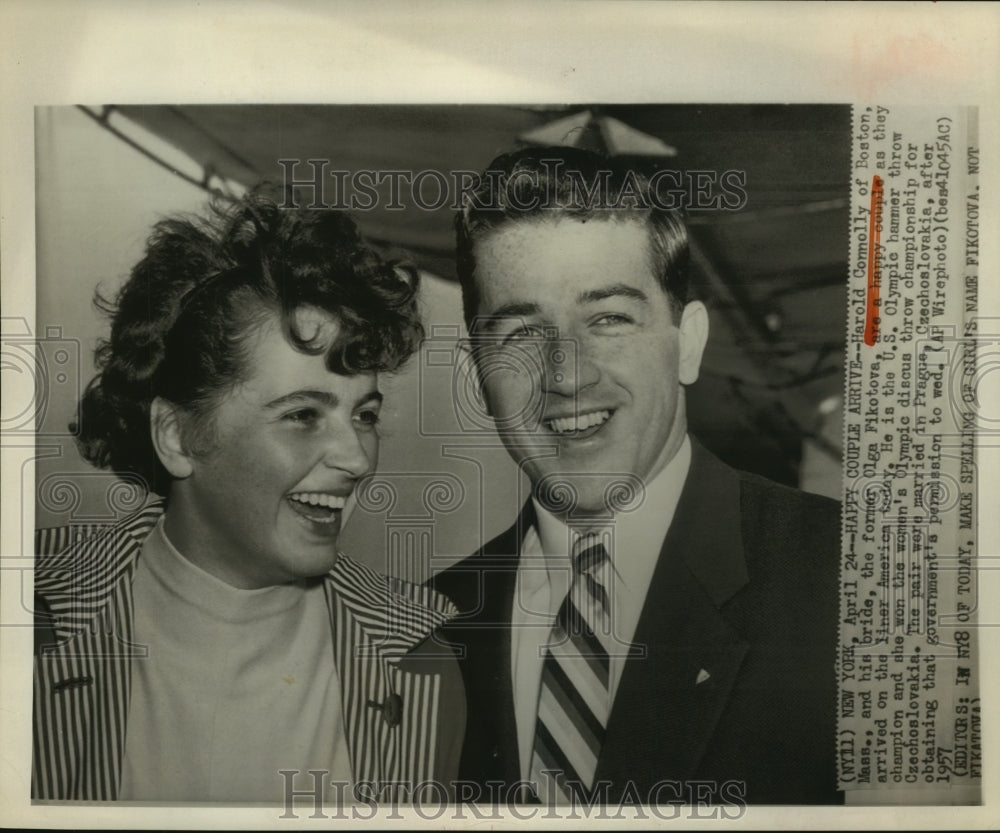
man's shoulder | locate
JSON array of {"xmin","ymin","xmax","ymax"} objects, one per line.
[
  {"xmin": 721, "ymin": 466, "xmax": 841, "ymax": 645},
  {"xmin": 691, "ymin": 439, "xmax": 836, "ymax": 512},
  {"xmin": 429, "ymin": 550, "xmax": 509, "ymax": 617},
  {"xmin": 734, "ymin": 467, "xmax": 841, "ymax": 552},
  {"xmin": 737, "ymin": 465, "xmax": 839, "ymax": 517},
  {"xmin": 428, "ymin": 513, "xmax": 526, "ymax": 616},
  {"xmin": 683, "ymin": 439, "xmax": 840, "ymax": 559}
]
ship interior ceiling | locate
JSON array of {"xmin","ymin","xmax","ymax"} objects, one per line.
[{"xmin": 100, "ymin": 103, "xmax": 852, "ymax": 487}]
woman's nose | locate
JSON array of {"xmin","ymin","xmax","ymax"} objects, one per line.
[{"xmin": 323, "ymin": 423, "xmax": 376, "ymax": 478}]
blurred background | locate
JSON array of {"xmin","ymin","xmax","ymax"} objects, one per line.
[{"xmin": 31, "ymin": 104, "xmax": 849, "ymax": 577}]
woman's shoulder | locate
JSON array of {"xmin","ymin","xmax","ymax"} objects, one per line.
[
  {"xmin": 326, "ymin": 555, "xmax": 458, "ymax": 643},
  {"xmin": 34, "ymin": 499, "xmax": 164, "ymax": 634}
]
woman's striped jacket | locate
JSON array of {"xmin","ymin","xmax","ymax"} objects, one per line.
[{"xmin": 32, "ymin": 500, "xmax": 465, "ymax": 802}]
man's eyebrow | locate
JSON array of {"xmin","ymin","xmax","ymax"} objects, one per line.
[
  {"xmin": 475, "ymin": 303, "xmax": 541, "ymax": 332},
  {"xmin": 578, "ymin": 284, "xmax": 650, "ymax": 304},
  {"xmin": 264, "ymin": 390, "xmax": 384, "ymax": 409}
]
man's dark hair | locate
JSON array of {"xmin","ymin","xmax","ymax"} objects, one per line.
[
  {"xmin": 454, "ymin": 145, "xmax": 690, "ymax": 326},
  {"xmin": 75, "ymin": 190, "xmax": 423, "ymax": 495}
]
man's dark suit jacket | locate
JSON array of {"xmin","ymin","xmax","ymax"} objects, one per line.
[{"xmin": 431, "ymin": 440, "xmax": 843, "ymax": 805}]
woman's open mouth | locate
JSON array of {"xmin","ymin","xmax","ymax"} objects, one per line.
[{"xmin": 286, "ymin": 492, "xmax": 347, "ymax": 524}]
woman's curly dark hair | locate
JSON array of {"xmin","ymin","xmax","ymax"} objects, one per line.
[{"xmin": 75, "ymin": 191, "xmax": 423, "ymax": 495}]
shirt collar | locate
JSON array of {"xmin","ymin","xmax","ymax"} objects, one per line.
[
  {"xmin": 147, "ymin": 515, "xmax": 309, "ymax": 623},
  {"xmin": 529, "ymin": 435, "xmax": 692, "ymax": 594}
]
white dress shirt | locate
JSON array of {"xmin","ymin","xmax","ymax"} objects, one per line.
[{"xmin": 511, "ymin": 436, "xmax": 692, "ymax": 780}]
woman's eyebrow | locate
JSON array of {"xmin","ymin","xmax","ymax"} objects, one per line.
[
  {"xmin": 265, "ymin": 389, "xmax": 384, "ymax": 409},
  {"xmin": 355, "ymin": 391, "xmax": 385, "ymax": 409},
  {"xmin": 264, "ymin": 390, "xmax": 340, "ymax": 409}
]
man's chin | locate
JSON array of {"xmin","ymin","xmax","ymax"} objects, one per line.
[{"xmin": 532, "ymin": 471, "xmax": 646, "ymax": 520}]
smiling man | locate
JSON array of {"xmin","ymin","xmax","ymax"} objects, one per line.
[{"xmin": 431, "ymin": 146, "xmax": 842, "ymax": 806}]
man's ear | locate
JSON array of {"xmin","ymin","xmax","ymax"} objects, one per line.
[
  {"xmin": 677, "ymin": 300, "xmax": 709, "ymax": 386},
  {"xmin": 457, "ymin": 337, "xmax": 493, "ymax": 418},
  {"xmin": 150, "ymin": 397, "xmax": 194, "ymax": 479}
]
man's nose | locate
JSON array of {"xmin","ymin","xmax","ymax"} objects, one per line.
[{"xmin": 541, "ymin": 336, "xmax": 597, "ymax": 395}]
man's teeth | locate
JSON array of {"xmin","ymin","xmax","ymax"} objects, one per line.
[
  {"xmin": 288, "ymin": 492, "xmax": 347, "ymax": 510},
  {"xmin": 546, "ymin": 410, "xmax": 611, "ymax": 434}
]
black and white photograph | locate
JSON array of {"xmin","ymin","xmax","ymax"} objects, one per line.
[
  {"xmin": 29, "ymin": 103, "xmax": 849, "ymax": 808},
  {"xmin": 1, "ymin": 2, "xmax": 996, "ymax": 829}
]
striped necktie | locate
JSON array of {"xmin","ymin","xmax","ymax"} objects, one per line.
[{"xmin": 529, "ymin": 532, "xmax": 612, "ymax": 803}]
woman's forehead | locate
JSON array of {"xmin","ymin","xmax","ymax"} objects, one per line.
[
  {"xmin": 232, "ymin": 312, "xmax": 375, "ymax": 407},
  {"xmin": 227, "ymin": 305, "xmax": 338, "ymax": 377},
  {"xmin": 288, "ymin": 305, "xmax": 342, "ymax": 345},
  {"xmin": 238, "ymin": 304, "xmax": 343, "ymax": 359}
]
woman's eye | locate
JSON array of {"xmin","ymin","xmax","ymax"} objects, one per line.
[
  {"xmin": 354, "ymin": 409, "xmax": 381, "ymax": 428},
  {"xmin": 284, "ymin": 408, "xmax": 319, "ymax": 425}
]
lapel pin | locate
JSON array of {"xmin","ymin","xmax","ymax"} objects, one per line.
[
  {"xmin": 696, "ymin": 669, "xmax": 711, "ymax": 685},
  {"xmin": 367, "ymin": 693, "xmax": 403, "ymax": 728}
]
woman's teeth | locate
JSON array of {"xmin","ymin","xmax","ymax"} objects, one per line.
[
  {"xmin": 546, "ymin": 409, "xmax": 611, "ymax": 434},
  {"xmin": 287, "ymin": 493, "xmax": 347, "ymax": 524},
  {"xmin": 288, "ymin": 492, "xmax": 347, "ymax": 510}
]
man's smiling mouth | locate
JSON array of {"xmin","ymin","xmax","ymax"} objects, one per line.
[
  {"xmin": 286, "ymin": 492, "xmax": 347, "ymax": 524},
  {"xmin": 543, "ymin": 408, "xmax": 612, "ymax": 436}
]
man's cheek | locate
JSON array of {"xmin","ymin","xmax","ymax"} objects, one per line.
[{"xmin": 485, "ymin": 377, "xmax": 540, "ymax": 427}]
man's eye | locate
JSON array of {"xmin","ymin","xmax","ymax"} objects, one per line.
[
  {"xmin": 502, "ymin": 324, "xmax": 544, "ymax": 346},
  {"xmin": 593, "ymin": 313, "xmax": 634, "ymax": 327}
]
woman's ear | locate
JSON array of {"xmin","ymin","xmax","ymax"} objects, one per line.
[{"xmin": 150, "ymin": 397, "xmax": 194, "ymax": 479}]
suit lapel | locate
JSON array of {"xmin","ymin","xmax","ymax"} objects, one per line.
[
  {"xmin": 437, "ymin": 506, "xmax": 533, "ymax": 785},
  {"xmin": 33, "ymin": 505, "xmax": 161, "ymax": 800},
  {"xmin": 325, "ymin": 556, "xmax": 457, "ymax": 788},
  {"xmin": 597, "ymin": 442, "xmax": 750, "ymax": 790}
]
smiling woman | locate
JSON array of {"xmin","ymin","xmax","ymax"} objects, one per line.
[
  {"xmin": 152, "ymin": 310, "xmax": 385, "ymax": 588},
  {"xmin": 32, "ymin": 192, "xmax": 465, "ymax": 802}
]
